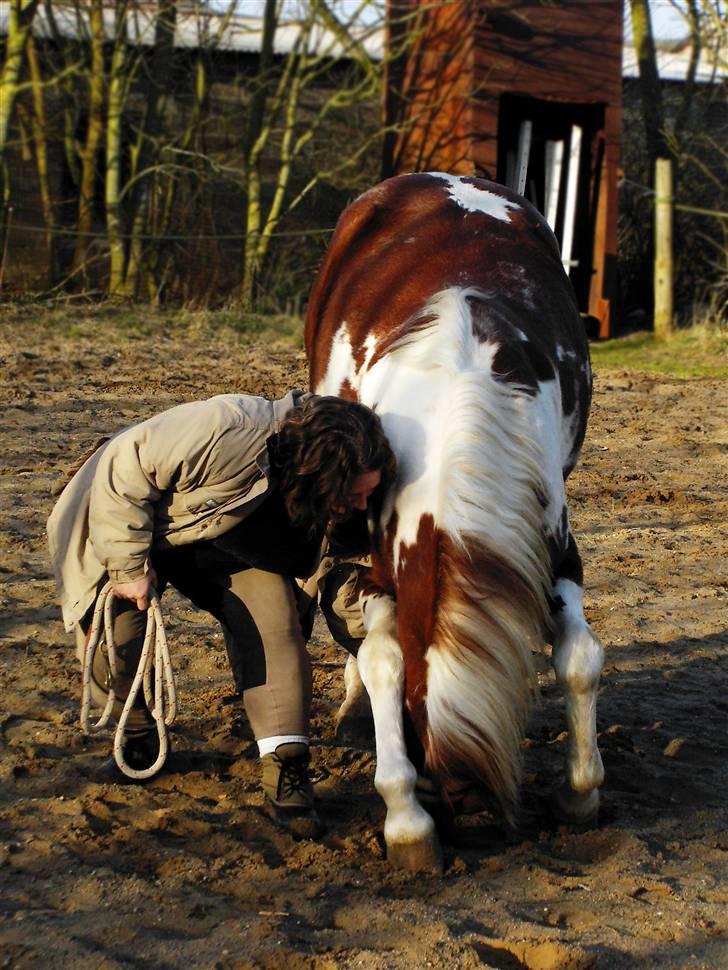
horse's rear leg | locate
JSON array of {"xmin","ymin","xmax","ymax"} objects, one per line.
[
  {"xmin": 550, "ymin": 537, "xmax": 605, "ymax": 824},
  {"xmin": 357, "ymin": 594, "xmax": 442, "ymax": 873}
]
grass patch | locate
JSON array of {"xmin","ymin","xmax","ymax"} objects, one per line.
[
  {"xmin": 590, "ymin": 323, "xmax": 728, "ymax": 379},
  {"xmin": 1, "ymin": 299, "xmax": 305, "ymax": 345},
  {"xmin": 180, "ymin": 308, "xmax": 304, "ymax": 344},
  {"xmin": 4, "ymin": 298, "xmax": 725, "ymax": 377}
]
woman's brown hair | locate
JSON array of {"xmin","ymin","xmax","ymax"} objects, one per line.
[{"xmin": 271, "ymin": 396, "xmax": 396, "ymax": 538}]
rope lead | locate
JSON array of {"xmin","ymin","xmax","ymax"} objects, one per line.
[{"xmin": 80, "ymin": 582, "xmax": 177, "ymax": 780}]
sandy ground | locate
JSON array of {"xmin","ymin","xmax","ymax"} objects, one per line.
[{"xmin": 1, "ymin": 313, "xmax": 726, "ymax": 970}]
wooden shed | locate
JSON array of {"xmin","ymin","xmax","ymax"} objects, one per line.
[{"xmin": 384, "ymin": 0, "xmax": 623, "ymax": 338}]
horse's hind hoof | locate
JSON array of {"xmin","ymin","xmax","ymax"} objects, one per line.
[
  {"xmin": 386, "ymin": 836, "xmax": 444, "ymax": 874},
  {"xmin": 552, "ymin": 782, "xmax": 600, "ymax": 827},
  {"xmin": 335, "ymin": 714, "xmax": 375, "ymax": 748}
]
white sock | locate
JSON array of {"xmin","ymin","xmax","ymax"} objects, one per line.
[{"xmin": 257, "ymin": 734, "xmax": 309, "ymax": 757}]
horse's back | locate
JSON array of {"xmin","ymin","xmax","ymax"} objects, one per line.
[{"xmin": 306, "ymin": 172, "xmax": 592, "ymax": 478}]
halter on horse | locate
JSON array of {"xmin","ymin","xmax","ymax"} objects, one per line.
[{"xmin": 305, "ymin": 173, "xmax": 604, "ymax": 871}]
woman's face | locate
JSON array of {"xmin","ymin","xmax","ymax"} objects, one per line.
[{"xmin": 331, "ymin": 469, "xmax": 382, "ymax": 518}]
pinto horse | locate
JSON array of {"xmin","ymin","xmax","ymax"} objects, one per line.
[{"xmin": 305, "ymin": 172, "xmax": 605, "ymax": 871}]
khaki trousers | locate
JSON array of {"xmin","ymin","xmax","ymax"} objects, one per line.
[{"xmin": 80, "ymin": 545, "xmax": 312, "ymax": 741}]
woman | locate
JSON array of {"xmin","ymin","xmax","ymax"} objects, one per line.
[{"xmin": 48, "ymin": 391, "xmax": 395, "ymax": 837}]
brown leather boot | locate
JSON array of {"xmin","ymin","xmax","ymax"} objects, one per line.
[{"xmin": 260, "ymin": 742, "xmax": 324, "ymax": 839}]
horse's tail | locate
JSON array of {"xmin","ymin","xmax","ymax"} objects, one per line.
[
  {"xmin": 422, "ymin": 531, "xmax": 547, "ymax": 821},
  {"xmin": 401, "ymin": 322, "xmax": 551, "ymax": 821},
  {"xmin": 377, "ymin": 286, "xmax": 551, "ymax": 820}
]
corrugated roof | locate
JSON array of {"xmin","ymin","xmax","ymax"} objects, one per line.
[
  {"xmin": 622, "ymin": 39, "xmax": 727, "ymax": 82},
  {"xmin": 0, "ymin": 3, "xmax": 384, "ymax": 58},
  {"xmin": 0, "ymin": 3, "xmax": 724, "ymax": 81}
]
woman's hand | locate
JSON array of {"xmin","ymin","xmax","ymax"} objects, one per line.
[{"xmin": 112, "ymin": 569, "xmax": 158, "ymax": 611}]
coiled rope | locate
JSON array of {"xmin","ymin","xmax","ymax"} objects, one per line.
[{"xmin": 80, "ymin": 582, "xmax": 177, "ymax": 780}]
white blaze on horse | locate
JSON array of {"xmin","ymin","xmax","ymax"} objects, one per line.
[{"xmin": 305, "ymin": 172, "xmax": 605, "ymax": 871}]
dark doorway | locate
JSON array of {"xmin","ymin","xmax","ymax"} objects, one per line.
[{"xmin": 496, "ymin": 93, "xmax": 606, "ymax": 312}]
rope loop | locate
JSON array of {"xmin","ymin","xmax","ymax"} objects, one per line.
[{"xmin": 80, "ymin": 581, "xmax": 177, "ymax": 780}]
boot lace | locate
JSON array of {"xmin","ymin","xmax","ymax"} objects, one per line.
[{"xmin": 277, "ymin": 755, "xmax": 311, "ymax": 800}]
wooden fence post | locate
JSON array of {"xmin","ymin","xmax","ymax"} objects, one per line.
[
  {"xmin": 0, "ymin": 205, "xmax": 13, "ymax": 293},
  {"xmin": 654, "ymin": 157, "xmax": 673, "ymax": 340}
]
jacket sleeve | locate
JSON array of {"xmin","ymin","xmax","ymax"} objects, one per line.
[{"xmin": 88, "ymin": 398, "xmax": 253, "ymax": 583}]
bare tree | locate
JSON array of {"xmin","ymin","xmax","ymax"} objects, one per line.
[
  {"xmin": 0, "ymin": 0, "xmax": 423, "ymax": 306},
  {"xmin": 629, "ymin": 0, "xmax": 669, "ymax": 167},
  {"xmin": 238, "ymin": 0, "xmax": 389, "ymax": 308},
  {"xmin": 621, "ymin": 0, "xmax": 727, "ymax": 321},
  {"xmin": 0, "ymin": 0, "xmax": 40, "ymax": 201},
  {"xmin": 69, "ymin": 0, "xmax": 106, "ymax": 279}
]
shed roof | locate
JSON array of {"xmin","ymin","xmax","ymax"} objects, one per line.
[
  {"xmin": 622, "ymin": 37, "xmax": 727, "ymax": 83},
  {"xmin": 0, "ymin": 2, "xmax": 724, "ymax": 82},
  {"xmin": 0, "ymin": 2, "xmax": 384, "ymax": 58}
]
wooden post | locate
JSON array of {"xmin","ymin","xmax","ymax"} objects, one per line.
[
  {"xmin": 0, "ymin": 206, "xmax": 13, "ymax": 293},
  {"xmin": 654, "ymin": 157, "xmax": 673, "ymax": 340}
]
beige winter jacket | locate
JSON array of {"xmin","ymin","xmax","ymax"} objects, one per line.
[{"xmin": 47, "ymin": 391, "xmax": 308, "ymax": 632}]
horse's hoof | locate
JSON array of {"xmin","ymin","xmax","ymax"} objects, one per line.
[
  {"xmin": 335, "ymin": 714, "xmax": 375, "ymax": 748},
  {"xmin": 386, "ymin": 836, "xmax": 444, "ymax": 873},
  {"xmin": 552, "ymin": 782, "xmax": 600, "ymax": 827}
]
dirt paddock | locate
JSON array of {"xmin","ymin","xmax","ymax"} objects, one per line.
[{"xmin": 1, "ymin": 314, "xmax": 726, "ymax": 969}]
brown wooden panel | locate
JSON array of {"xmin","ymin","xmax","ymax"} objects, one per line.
[
  {"xmin": 384, "ymin": 1, "xmax": 477, "ymax": 176},
  {"xmin": 472, "ymin": 1, "xmax": 622, "ymax": 106},
  {"xmin": 384, "ymin": 0, "xmax": 623, "ymax": 335}
]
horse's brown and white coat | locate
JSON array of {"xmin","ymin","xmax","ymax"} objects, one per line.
[{"xmin": 306, "ymin": 173, "xmax": 604, "ymax": 870}]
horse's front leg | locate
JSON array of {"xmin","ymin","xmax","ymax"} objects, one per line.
[
  {"xmin": 335, "ymin": 652, "xmax": 374, "ymax": 745},
  {"xmin": 356, "ymin": 594, "xmax": 443, "ymax": 872},
  {"xmin": 551, "ymin": 575, "xmax": 605, "ymax": 824}
]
